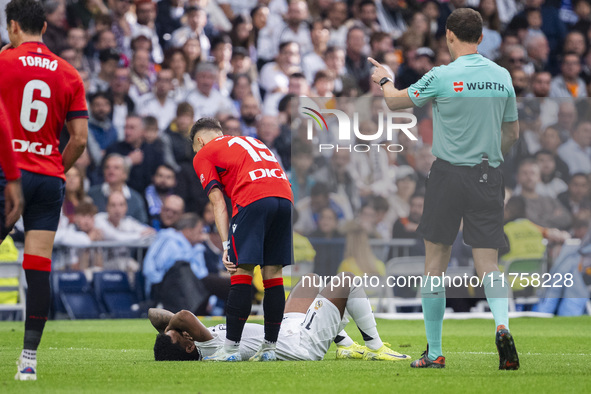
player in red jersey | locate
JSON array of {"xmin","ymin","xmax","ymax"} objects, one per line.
[
  {"xmin": 191, "ymin": 118, "xmax": 293, "ymax": 362},
  {"xmin": 1, "ymin": 0, "xmax": 88, "ymax": 381},
  {"xmin": 0, "ymin": 96, "xmax": 24, "ymax": 238}
]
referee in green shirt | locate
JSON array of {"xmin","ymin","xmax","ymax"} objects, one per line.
[{"xmin": 369, "ymin": 8, "xmax": 520, "ymax": 370}]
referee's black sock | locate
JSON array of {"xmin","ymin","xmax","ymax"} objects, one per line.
[
  {"xmin": 22, "ymin": 254, "xmax": 52, "ymax": 351},
  {"xmin": 225, "ymin": 275, "xmax": 253, "ymax": 344},
  {"xmin": 262, "ymin": 278, "xmax": 285, "ymax": 344}
]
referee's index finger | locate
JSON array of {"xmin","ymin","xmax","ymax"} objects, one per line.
[{"xmin": 368, "ymin": 57, "xmax": 381, "ymax": 67}]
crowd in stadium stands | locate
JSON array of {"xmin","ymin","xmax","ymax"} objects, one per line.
[{"xmin": 9, "ymin": 0, "xmax": 591, "ymax": 310}]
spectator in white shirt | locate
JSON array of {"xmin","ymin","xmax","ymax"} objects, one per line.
[
  {"xmin": 186, "ymin": 62, "xmax": 236, "ymax": 119},
  {"xmin": 302, "ymin": 19, "xmax": 329, "ymax": 84},
  {"xmin": 95, "ymin": 191, "xmax": 155, "ymax": 241},
  {"xmin": 170, "ymin": 5, "xmax": 210, "ymax": 57},
  {"xmin": 138, "ymin": 68, "xmax": 178, "ymax": 133},
  {"xmin": 558, "ymin": 121, "xmax": 591, "ymax": 174},
  {"xmin": 132, "ymin": 0, "xmax": 164, "ymax": 64},
  {"xmin": 259, "ymin": 41, "xmax": 302, "ymax": 94}
]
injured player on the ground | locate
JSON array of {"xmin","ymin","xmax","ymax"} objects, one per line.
[{"xmin": 150, "ymin": 272, "xmax": 411, "ymax": 362}]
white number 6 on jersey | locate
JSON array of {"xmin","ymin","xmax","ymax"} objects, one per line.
[{"xmin": 20, "ymin": 79, "xmax": 51, "ymax": 132}]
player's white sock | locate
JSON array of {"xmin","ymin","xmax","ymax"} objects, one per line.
[
  {"xmin": 224, "ymin": 339, "xmax": 240, "ymax": 353},
  {"xmin": 334, "ymin": 330, "xmax": 354, "ymax": 347},
  {"xmin": 21, "ymin": 349, "xmax": 36, "ymax": 361},
  {"xmin": 346, "ymin": 284, "xmax": 383, "ymax": 350}
]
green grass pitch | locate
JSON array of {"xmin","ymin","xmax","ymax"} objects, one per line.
[{"xmin": 1, "ymin": 316, "xmax": 590, "ymax": 393}]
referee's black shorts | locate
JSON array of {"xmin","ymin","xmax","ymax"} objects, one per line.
[{"xmin": 417, "ymin": 158, "xmax": 507, "ymax": 249}]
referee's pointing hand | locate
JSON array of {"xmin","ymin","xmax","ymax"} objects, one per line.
[{"xmin": 368, "ymin": 57, "xmax": 392, "ymax": 86}]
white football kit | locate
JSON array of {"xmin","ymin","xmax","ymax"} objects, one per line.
[{"xmin": 195, "ymin": 296, "xmax": 347, "ymax": 361}]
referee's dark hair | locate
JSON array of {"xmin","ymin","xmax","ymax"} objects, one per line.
[
  {"xmin": 446, "ymin": 8, "xmax": 483, "ymax": 44},
  {"xmin": 5, "ymin": 0, "xmax": 46, "ymax": 35},
  {"xmin": 189, "ymin": 117, "xmax": 223, "ymax": 144}
]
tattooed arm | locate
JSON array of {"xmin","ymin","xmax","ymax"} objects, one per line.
[{"xmin": 148, "ymin": 308, "xmax": 174, "ymax": 333}]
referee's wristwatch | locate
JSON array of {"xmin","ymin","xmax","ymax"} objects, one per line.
[{"xmin": 379, "ymin": 77, "xmax": 393, "ymax": 89}]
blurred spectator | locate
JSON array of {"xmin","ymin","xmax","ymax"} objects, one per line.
[
  {"xmin": 88, "ymin": 153, "xmax": 148, "ymax": 223},
  {"xmin": 89, "ymin": 48, "xmax": 121, "ymax": 95},
  {"xmin": 302, "ymin": 19, "xmax": 329, "ymax": 84},
  {"xmin": 146, "ymin": 164, "xmax": 177, "ymax": 226},
  {"xmin": 221, "ymin": 116, "xmax": 242, "ymax": 137},
  {"xmin": 170, "ymin": 5, "xmax": 210, "ymax": 56},
  {"xmin": 105, "ymin": 115, "xmax": 164, "ymax": 194},
  {"xmin": 164, "ymin": 48, "xmax": 197, "ymax": 103},
  {"xmin": 540, "ymin": 126, "xmax": 571, "ymax": 181},
  {"xmin": 295, "ymin": 182, "xmax": 354, "ymax": 235},
  {"xmin": 478, "ymin": 0, "xmax": 502, "ymax": 60},
  {"xmin": 516, "ymin": 159, "xmax": 572, "ymax": 230},
  {"xmin": 263, "ymin": 72, "xmax": 309, "ymax": 116},
  {"xmin": 186, "ymin": 62, "xmax": 235, "ymax": 118},
  {"xmin": 182, "ymin": 37, "xmax": 204, "ymax": 75},
  {"xmin": 256, "ymin": 115, "xmax": 286, "ymax": 167},
  {"xmin": 327, "ymin": 1, "xmax": 351, "ymax": 47},
  {"xmin": 156, "ymin": 194, "xmax": 185, "ymax": 230},
  {"xmin": 345, "ymin": 26, "xmax": 371, "ymax": 93},
  {"xmin": 129, "ymin": 49, "xmax": 155, "ymax": 103},
  {"xmin": 370, "ymin": 195, "xmax": 394, "ymax": 239},
  {"xmin": 239, "ymin": 95, "xmax": 260, "ymax": 137},
  {"xmin": 43, "ymin": 1, "xmax": 68, "ymax": 54},
  {"xmin": 108, "ymin": 66, "xmax": 135, "ymax": 140},
  {"xmin": 356, "ymin": 203, "xmax": 381, "ymax": 239},
  {"xmin": 274, "ymin": 0, "xmax": 313, "ymax": 57},
  {"xmin": 534, "ymin": 150, "xmax": 568, "ymax": 198},
  {"xmin": 396, "ymin": 47, "xmax": 434, "ymax": 90},
  {"xmin": 137, "ymin": 68, "xmax": 177, "ymax": 132},
  {"xmin": 391, "ymin": 193, "xmax": 426, "ymax": 256},
  {"xmin": 156, "ymin": 0, "xmax": 184, "ymax": 49},
  {"xmin": 63, "ymin": 167, "xmax": 87, "ymax": 223},
  {"xmin": 210, "ymin": 34, "xmax": 233, "ymax": 92},
  {"xmin": 501, "ymin": 196, "xmax": 548, "ymax": 262},
  {"xmin": 550, "ymin": 101, "xmax": 578, "ymax": 142},
  {"xmin": 142, "ymin": 213, "xmax": 230, "ymax": 314},
  {"xmin": 94, "ymin": 190, "xmax": 155, "ymax": 274},
  {"xmin": 87, "ymin": 92, "xmax": 119, "ymax": 167},
  {"xmin": 550, "ymin": 52, "xmax": 586, "ymax": 98},
  {"xmin": 558, "ymin": 173, "xmax": 591, "ymax": 215},
  {"xmin": 338, "ymin": 221, "xmax": 385, "ymax": 282},
  {"xmin": 312, "ymin": 150, "xmax": 360, "ymax": 212},
  {"xmin": 399, "ymin": 12, "xmax": 432, "ymax": 51},
  {"xmin": 557, "ymin": 121, "xmax": 591, "ymax": 174},
  {"xmin": 110, "ymin": 0, "xmax": 133, "ymax": 56},
  {"xmin": 290, "ymin": 141, "xmax": 315, "ymax": 202},
  {"xmin": 388, "ymin": 165, "xmax": 417, "ymax": 220},
  {"xmin": 259, "ymin": 41, "xmax": 302, "ymax": 94},
  {"xmin": 524, "ymin": 31, "xmax": 550, "ymax": 73},
  {"xmin": 132, "ymin": 0, "xmax": 164, "ymax": 64},
  {"xmin": 358, "ymin": 0, "xmax": 382, "ymax": 35}
]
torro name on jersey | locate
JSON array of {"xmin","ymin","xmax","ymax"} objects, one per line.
[{"xmin": 18, "ymin": 56, "xmax": 58, "ymax": 71}]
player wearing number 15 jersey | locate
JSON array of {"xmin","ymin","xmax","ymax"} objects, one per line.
[
  {"xmin": 191, "ymin": 118, "xmax": 293, "ymax": 362},
  {"xmin": 0, "ymin": 0, "xmax": 88, "ymax": 381}
]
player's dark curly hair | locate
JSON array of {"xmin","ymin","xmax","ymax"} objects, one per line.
[
  {"xmin": 5, "ymin": 0, "xmax": 46, "ymax": 35},
  {"xmin": 189, "ymin": 117, "xmax": 223, "ymax": 145},
  {"xmin": 153, "ymin": 333, "xmax": 202, "ymax": 361},
  {"xmin": 446, "ymin": 8, "xmax": 483, "ymax": 44}
]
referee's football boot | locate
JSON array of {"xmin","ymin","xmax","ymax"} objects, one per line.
[
  {"xmin": 362, "ymin": 343, "xmax": 411, "ymax": 361},
  {"xmin": 496, "ymin": 325, "xmax": 520, "ymax": 370},
  {"xmin": 249, "ymin": 342, "xmax": 277, "ymax": 361},
  {"xmin": 336, "ymin": 341, "xmax": 367, "ymax": 360},
  {"xmin": 202, "ymin": 346, "xmax": 242, "ymax": 362},
  {"xmin": 15, "ymin": 356, "xmax": 37, "ymax": 381},
  {"xmin": 410, "ymin": 345, "xmax": 445, "ymax": 368}
]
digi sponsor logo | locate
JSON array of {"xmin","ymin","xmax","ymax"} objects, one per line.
[
  {"xmin": 453, "ymin": 81, "xmax": 464, "ymax": 92},
  {"xmin": 12, "ymin": 139, "xmax": 52, "ymax": 156}
]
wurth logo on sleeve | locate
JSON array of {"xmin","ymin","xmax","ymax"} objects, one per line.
[
  {"xmin": 453, "ymin": 82, "xmax": 464, "ymax": 92},
  {"xmin": 414, "ymin": 90, "xmax": 419, "ymax": 97}
]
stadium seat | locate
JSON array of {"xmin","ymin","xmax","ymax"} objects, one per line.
[
  {"xmin": 500, "ymin": 258, "xmax": 548, "ymax": 312},
  {"xmin": 93, "ymin": 271, "xmax": 141, "ymax": 319},
  {"xmin": 52, "ymin": 271, "xmax": 104, "ymax": 320},
  {"xmin": 378, "ymin": 256, "xmax": 426, "ymax": 313}
]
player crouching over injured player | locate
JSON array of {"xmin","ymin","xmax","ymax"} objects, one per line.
[{"xmin": 150, "ymin": 272, "xmax": 410, "ymax": 362}]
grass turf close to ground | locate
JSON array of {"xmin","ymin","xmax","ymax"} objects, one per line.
[{"xmin": 1, "ymin": 316, "xmax": 590, "ymax": 393}]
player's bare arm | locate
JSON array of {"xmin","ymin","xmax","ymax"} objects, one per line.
[
  {"xmin": 208, "ymin": 187, "xmax": 234, "ymax": 272},
  {"xmin": 368, "ymin": 57, "xmax": 415, "ymax": 111},
  {"xmin": 62, "ymin": 118, "xmax": 88, "ymax": 173},
  {"xmin": 148, "ymin": 308, "xmax": 174, "ymax": 333},
  {"xmin": 165, "ymin": 309, "xmax": 214, "ymax": 342},
  {"xmin": 4, "ymin": 179, "xmax": 24, "ymax": 230},
  {"xmin": 501, "ymin": 120, "xmax": 519, "ymax": 155}
]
